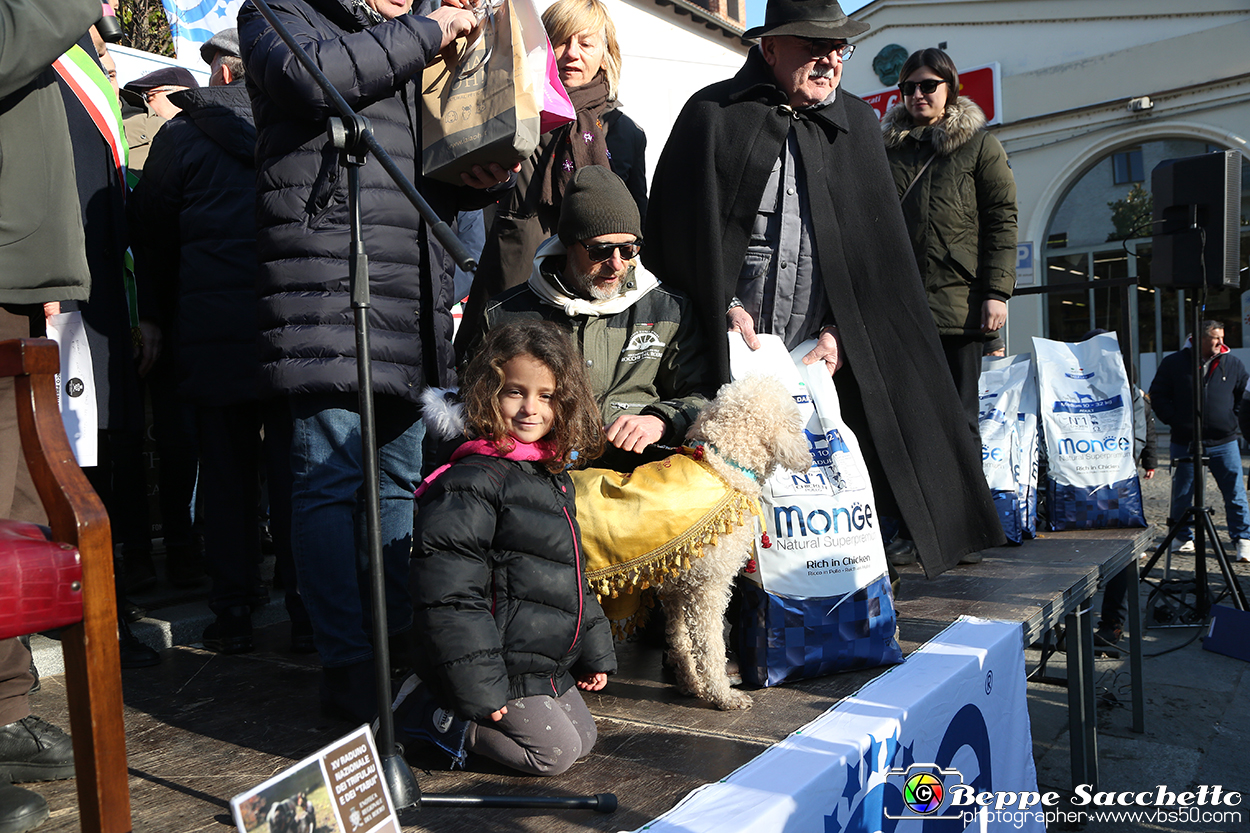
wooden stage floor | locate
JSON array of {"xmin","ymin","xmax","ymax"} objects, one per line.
[{"xmin": 31, "ymin": 528, "xmax": 1149, "ymax": 832}]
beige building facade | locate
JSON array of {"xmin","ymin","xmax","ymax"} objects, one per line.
[{"xmin": 842, "ymin": 0, "xmax": 1250, "ymax": 385}]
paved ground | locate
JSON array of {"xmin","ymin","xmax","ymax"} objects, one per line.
[{"xmin": 1026, "ymin": 452, "xmax": 1250, "ymax": 832}]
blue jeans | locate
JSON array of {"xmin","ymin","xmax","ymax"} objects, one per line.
[
  {"xmin": 289, "ymin": 393, "xmax": 423, "ymax": 668},
  {"xmin": 1169, "ymin": 440, "xmax": 1250, "ymax": 543}
]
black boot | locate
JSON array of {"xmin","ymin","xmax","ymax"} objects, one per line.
[
  {"xmin": 202, "ymin": 606, "xmax": 253, "ymax": 654},
  {"xmin": 118, "ymin": 619, "xmax": 160, "ymax": 669},
  {"xmin": 320, "ymin": 660, "xmax": 379, "ymax": 724},
  {"xmin": 0, "ymin": 717, "xmax": 74, "ymax": 782},
  {"xmin": 0, "ymin": 778, "xmax": 49, "ymax": 833}
]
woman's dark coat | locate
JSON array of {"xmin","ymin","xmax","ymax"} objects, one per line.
[
  {"xmin": 128, "ymin": 82, "xmax": 260, "ymax": 405},
  {"xmin": 454, "ymin": 107, "xmax": 646, "ymax": 361},
  {"xmin": 644, "ymin": 48, "xmax": 1004, "ymax": 575},
  {"xmin": 239, "ymin": 0, "xmax": 505, "ymax": 402},
  {"xmin": 882, "ymin": 98, "xmax": 1017, "ymax": 336},
  {"xmin": 413, "ymin": 455, "xmax": 617, "ymax": 720}
]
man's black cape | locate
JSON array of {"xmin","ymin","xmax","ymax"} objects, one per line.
[{"xmin": 644, "ymin": 48, "xmax": 1004, "ymax": 576}]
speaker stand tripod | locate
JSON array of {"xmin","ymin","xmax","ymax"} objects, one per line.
[{"xmin": 1137, "ymin": 287, "xmax": 1248, "ymax": 627}]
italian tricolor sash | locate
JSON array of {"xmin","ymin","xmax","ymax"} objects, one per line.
[{"xmin": 52, "ymin": 44, "xmax": 129, "ymax": 178}]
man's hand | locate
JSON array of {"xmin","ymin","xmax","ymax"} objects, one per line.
[
  {"xmin": 1143, "ymin": 468, "xmax": 1156, "ymax": 480},
  {"xmin": 800, "ymin": 325, "xmax": 843, "ymax": 375},
  {"xmin": 981, "ymin": 299, "xmax": 1007, "ymax": 332},
  {"xmin": 135, "ymin": 320, "xmax": 162, "ymax": 378},
  {"xmin": 605, "ymin": 414, "xmax": 665, "ymax": 453},
  {"xmin": 43, "ymin": 302, "xmax": 60, "ymax": 320},
  {"xmin": 576, "ymin": 672, "xmax": 607, "ymax": 692},
  {"xmin": 487, "ymin": 705, "xmax": 508, "ymax": 722},
  {"xmin": 459, "ymin": 160, "xmax": 521, "ymax": 189},
  {"xmin": 427, "ymin": 4, "xmax": 477, "ymax": 50},
  {"xmin": 727, "ymin": 306, "xmax": 760, "ymax": 350}
]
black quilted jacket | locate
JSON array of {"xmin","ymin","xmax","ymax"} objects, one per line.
[
  {"xmin": 412, "ymin": 453, "xmax": 617, "ymax": 720},
  {"xmin": 129, "ymin": 82, "xmax": 260, "ymax": 405},
  {"xmin": 239, "ymin": 0, "xmax": 503, "ymax": 401}
]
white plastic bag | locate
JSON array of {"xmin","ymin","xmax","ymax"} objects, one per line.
[{"xmin": 46, "ymin": 311, "xmax": 97, "ymax": 467}]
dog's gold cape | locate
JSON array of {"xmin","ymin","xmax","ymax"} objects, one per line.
[{"xmin": 572, "ymin": 449, "xmax": 761, "ymax": 621}]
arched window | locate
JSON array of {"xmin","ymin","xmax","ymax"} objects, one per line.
[{"xmin": 1043, "ymin": 139, "xmax": 1249, "ymax": 379}]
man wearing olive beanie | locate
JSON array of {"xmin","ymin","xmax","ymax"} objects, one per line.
[{"xmin": 462, "ymin": 166, "xmax": 714, "ymax": 471}]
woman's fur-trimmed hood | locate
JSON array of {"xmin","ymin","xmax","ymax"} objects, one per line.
[{"xmin": 881, "ymin": 96, "xmax": 987, "ymax": 156}]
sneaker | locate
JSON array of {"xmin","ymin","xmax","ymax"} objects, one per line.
[
  {"xmin": 1093, "ymin": 624, "xmax": 1123, "ymax": 658},
  {"xmin": 387, "ymin": 675, "xmax": 469, "ymax": 768},
  {"xmin": 1172, "ymin": 539, "xmax": 1195, "ymax": 554},
  {"xmin": 1237, "ymin": 540, "xmax": 1250, "ymax": 563},
  {"xmin": 0, "ymin": 717, "xmax": 75, "ymax": 783}
]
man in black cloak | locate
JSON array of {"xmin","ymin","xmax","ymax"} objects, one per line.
[{"xmin": 644, "ymin": 0, "xmax": 1003, "ymax": 576}]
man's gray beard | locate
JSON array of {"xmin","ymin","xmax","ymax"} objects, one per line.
[{"xmin": 569, "ymin": 268, "xmax": 626, "ymax": 301}]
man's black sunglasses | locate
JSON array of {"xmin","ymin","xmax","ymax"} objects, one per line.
[
  {"xmin": 579, "ymin": 240, "xmax": 642, "ymax": 262},
  {"xmin": 899, "ymin": 79, "xmax": 944, "ymax": 97}
]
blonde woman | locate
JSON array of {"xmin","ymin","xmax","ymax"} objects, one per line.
[{"xmin": 457, "ymin": 0, "xmax": 647, "ymax": 356}]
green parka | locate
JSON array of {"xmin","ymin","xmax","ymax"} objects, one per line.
[{"xmin": 882, "ymin": 98, "xmax": 1017, "ymax": 336}]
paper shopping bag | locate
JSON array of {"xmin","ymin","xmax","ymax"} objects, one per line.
[{"xmin": 421, "ymin": 0, "xmax": 542, "ymax": 184}]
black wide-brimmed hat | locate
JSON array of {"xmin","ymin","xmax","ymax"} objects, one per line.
[{"xmin": 743, "ymin": 0, "xmax": 871, "ymax": 40}]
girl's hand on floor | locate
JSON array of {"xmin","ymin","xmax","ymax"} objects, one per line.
[{"xmin": 577, "ymin": 672, "xmax": 607, "ymax": 691}]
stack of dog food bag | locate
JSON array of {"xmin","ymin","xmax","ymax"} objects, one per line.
[
  {"xmin": 729, "ymin": 334, "xmax": 903, "ymax": 687},
  {"xmin": 978, "ymin": 334, "xmax": 1144, "ymax": 533}
]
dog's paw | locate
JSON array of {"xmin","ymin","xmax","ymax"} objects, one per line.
[{"xmin": 713, "ymin": 690, "xmax": 753, "ymax": 710}]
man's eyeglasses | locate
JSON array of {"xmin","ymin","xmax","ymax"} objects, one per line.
[
  {"xmin": 579, "ymin": 240, "xmax": 642, "ymax": 262},
  {"xmin": 799, "ymin": 39, "xmax": 854, "ymax": 61},
  {"xmin": 899, "ymin": 79, "xmax": 944, "ymax": 97}
]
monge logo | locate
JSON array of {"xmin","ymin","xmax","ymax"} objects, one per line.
[
  {"xmin": 883, "ymin": 764, "xmax": 965, "ymax": 820},
  {"xmin": 1057, "ymin": 435, "xmax": 1131, "ymax": 454},
  {"xmin": 773, "ymin": 501, "xmax": 873, "ymax": 537}
]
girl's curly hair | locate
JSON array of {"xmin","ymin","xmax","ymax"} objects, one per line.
[{"xmin": 460, "ymin": 320, "xmax": 605, "ymax": 472}]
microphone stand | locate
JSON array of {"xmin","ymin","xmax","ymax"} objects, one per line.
[{"xmin": 251, "ymin": 0, "xmax": 616, "ymax": 815}]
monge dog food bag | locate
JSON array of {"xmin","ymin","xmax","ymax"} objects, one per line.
[
  {"xmin": 1033, "ymin": 334, "xmax": 1146, "ymax": 530},
  {"xmin": 979, "ymin": 354, "xmax": 1030, "ymax": 544},
  {"xmin": 729, "ymin": 334, "xmax": 903, "ymax": 687},
  {"xmin": 1017, "ymin": 357, "xmax": 1040, "ymax": 538}
]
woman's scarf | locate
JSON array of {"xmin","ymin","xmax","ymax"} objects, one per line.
[{"xmin": 536, "ymin": 72, "xmax": 615, "ymax": 208}]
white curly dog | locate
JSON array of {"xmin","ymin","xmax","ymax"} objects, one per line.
[{"xmin": 657, "ymin": 374, "xmax": 811, "ymax": 710}]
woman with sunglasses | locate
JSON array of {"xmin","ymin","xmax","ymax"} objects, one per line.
[{"xmin": 881, "ymin": 48, "xmax": 1017, "ymax": 435}]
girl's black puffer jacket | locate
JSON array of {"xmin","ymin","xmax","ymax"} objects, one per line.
[{"xmin": 412, "ymin": 455, "xmax": 617, "ymax": 720}]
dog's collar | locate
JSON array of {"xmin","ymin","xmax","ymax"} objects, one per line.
[{"xmin": 684, "ymin": 440, "xmax": 758, "ymax": 482}]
